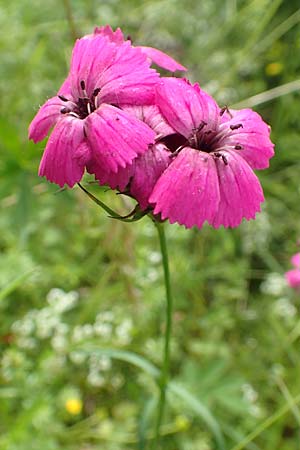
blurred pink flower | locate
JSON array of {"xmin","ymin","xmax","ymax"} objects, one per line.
[
  {"xmin": 291, "ymin": 252, "xmax": 300, "ymax": 268},
  {"xmin": 91, "ymin": 105, "xmax": 175, "ymax": 210},
  {"xmin": 285, "ymin": 270, "xmax": 300, "ymax": 289},
  {"xmin": 149, "ymin": 78, "xmax": 275, "ymax": 229},
  {"xmin": 29, "ymin": 34, "xmax": 159, "ymax": 187},
  {"xmin": 92, "ymin": 25, "xmax": 187, "ymax": 73},
  {"xmin": 285, "ymin": 252, "xmax": 300, "ymax": 289}
]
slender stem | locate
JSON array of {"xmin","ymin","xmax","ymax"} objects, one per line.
[{"xmin": 152, "ymin": 221, "xmax": 173, "ymax": 449}]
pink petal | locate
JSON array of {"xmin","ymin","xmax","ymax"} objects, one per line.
[
  {"xmin": 291, "ymin": 253, "xmax": 300, "ymax": 268},
  {"xmin": 130, "ymin": 143, "xmax": 171, "ymax": 210},
  {"xmin": 123, "ymin": 105, "xmax": 175, "ymax": 137},
  {"xmin": 29, "ymin": 96, "xmax": 66, "ymax": 143},
  {"xmin": 139, "ymin": 46, "xmax": 187, "ymax": 72},
  {"xmin": 285, "ymin": 269, "xmax": 300, "ymax": 289},
  {"xmin": 150, "ymin": 147, "xmax": 220, "ymax": 229},
  {"xmin": 97, "ymin": 41, "xmax": 159, "ymax": 106},
  {"xmin": 220, "ymin": 108, "xmax": 274, "ymax": 169},
  {"xmin": 70, "ymin": 34, "xmax": 118, "ymax": 99},
  {"xmin": 93, "ymin": 25, "xmax": 125, "ymax": 44},
  {"xmin": 212, "ymin": 150, "xmax": 264, "ymax": 228},
  {"xmin": 38, "ymin": 117, "xmax": 90, "ymax": 187},
  {"xmin": 87, "ymin": 161, "xmax": 133, "ymax": 191},
  {"xmin": 156, "ymin": 78, "xmax": 219, "ymax": 138},
  {"xmin": 58, "ymin": 75, "xmax": 72, "ymax": 96},
  {"xmin": 85, "ymin": 104, "xmax": 155, "ymax": 174}
]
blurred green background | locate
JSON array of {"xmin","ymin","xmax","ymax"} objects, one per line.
[{"xmin": 1, "ymin": 0, "xmax": 300, "ymax": 449}]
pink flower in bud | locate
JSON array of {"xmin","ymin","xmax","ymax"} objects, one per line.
[
  {"xmin": 149, "ymin": 78, "xmax": 274, "ymax": 229},
  {"xmin": 92, "ymin": 25, "xmax": 187, "ymax": 73},
  {"xmin": 29, "ymin": 33, "xmax": 159, "ymax": 187},
  {"xmin": 90, "ymin": 105, "xmax": 175, "ymax": 209}
]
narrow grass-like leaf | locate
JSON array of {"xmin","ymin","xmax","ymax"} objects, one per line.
[
  {"xmin": 0, "ymin": 268, "xmax": 36, "ymax": 302},
  {"xmin": 169, "ymin": 382, "xmax": 226, "ymax": 450},
  {"xmin": 230, "ymin": 393, "xmax": 300, "ymax": 450},
  {"xmin": 76, "ymin": 347, "xmax": 225, "ymax": 450}
]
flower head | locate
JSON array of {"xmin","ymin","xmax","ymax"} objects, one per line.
[
  {"xmin": 149, "ymin": 78, "xmax": 275, "ymax": 228},
  {"xmin": 29, "ymin": 33, "xmax": 159, "ymax": 187},
  {"xmin": 65, "ymin": 398, "xmax": 83, "ymax": 415}
]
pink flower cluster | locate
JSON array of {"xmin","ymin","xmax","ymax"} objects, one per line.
[
  {"xmin": 29, "ymin": 25, "xmax": 275, "ymax": 229},
  {"xmin": 285, "ymin": 253, "xmax": 300, "ymax": 289}
]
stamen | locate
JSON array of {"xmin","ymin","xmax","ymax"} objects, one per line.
[
  {"xmin": 196, "ymin": 121, "xmax": 207, "ymax": 132},
  {"xmin": 58, "ymin": 95, "xmax": 69, "ymax": 102},
  {"xmin": 92, "ymin": 88, "xmax": 101, "ymax": 97},
  {"xmin": 170, "ymin": 144, "xmax": 186, "ymax": 158},
  {"xmin": 222, "ymin": 154, "xmax": 228, "ymax": 165},
  {"xmin": 80, "ymin": 80, "xmax": 86, "ymax": 91},
  {"xmin": 68, "ymin": 112, "xmax": 80, "ymax": 118},
  {"xmin": 234, "ymin": 144, "xmax": 243, "ymax": 150},
  {"xmin": 213, "ymin": 152, "xmax": 228, "ymax": 165},
  {"xmin": 230, "ymin": 123, "xmax": 243, "ymax": 130},
  {"xmin": 60, "ymin": 107, "xmax": 71, "ymax": 114},
  {"xmin": 220, "ymin": 106, "xmax": 233, "ymax": 118}
]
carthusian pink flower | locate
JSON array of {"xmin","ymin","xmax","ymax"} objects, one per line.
[
  {"xmin": 29, "ymin": 33, "xmax": 159, "ymax": 187},
  {"xmin": 149, "ymin": 78, "xmax": 274, "ymax": 229},
  {"xmin": 291, "ymin": 252, "xmax": 300, "ymax": 268},
  {"xmin": 285, "ymin": 252, "xmax": 300, "ymax": 289},
  {"xmin": 92, "ymin": 25, "xmax": 187, "ymax": 73},
  {"xmin": 285, "ymin": 270, "xmax": 300, "ymax": 290}
]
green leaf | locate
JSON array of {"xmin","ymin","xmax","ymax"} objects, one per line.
[{"xmin": 0, "ymin": 268, "xmax": 36, "ymax": 302}]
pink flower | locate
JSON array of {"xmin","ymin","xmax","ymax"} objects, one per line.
[
  {"xmin": 29, "ymin": 33, "xmax": 159, "ymax": 187},
  {"xmin": 92, "ymin": 25, "xmax": 187, "ymax": 73},
  {"xmin": 90, "ymin": 105, "xmax": 175, "ymax": 210},
  {"xmin": 285, "ymin": 252, "xmax": 300, "ymax": 289},
  {"xmin": 291, "ymin": 252, "xmax": 300, "ymax": 268},
  {"xmin": 149, "ymin": 78, "xmax": 275, "ymax": 229},
  {"xmin": 285, "ymin": 270, "xmax": 300, "ymax": 289}
]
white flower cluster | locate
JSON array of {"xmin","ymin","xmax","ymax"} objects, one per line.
[
  {"xmin": 260, "ymin": 272, "xmax": 286, "ymax": 296},
  {"xmin": 11, "ymin": 288, "xmax": 79, "ymax": 351},
  {"xmin": 6, "ymin": 288, "xmax": 134, "ymax": 389},
  {"xmin": 241, "ymin": 383, "xmax": 262, "ymax": 418}
]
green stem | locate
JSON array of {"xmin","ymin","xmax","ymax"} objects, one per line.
[{"xmin": 152, "ymin": 222, "xmax": 173, "ymax": 449}]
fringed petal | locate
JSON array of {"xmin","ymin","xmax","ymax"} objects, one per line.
[
  {"xmin": 150, "ymin": 147, "xmax": 220, "ymax": 228},
  {"xmin": 86, "ymin": 104, "xmax": 155, "ymax": 174},
  {"xmin": 38, "ymin": 117, "xmax": 89, "ymax": 187}
]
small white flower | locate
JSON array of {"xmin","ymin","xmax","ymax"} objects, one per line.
[
  {"xmin": 87, "ymin": 371, "xmax": 105, "ymax": 387},
  {"xmin": 260, "ymin": 273, "xmax": 286, "ymax": 296}
]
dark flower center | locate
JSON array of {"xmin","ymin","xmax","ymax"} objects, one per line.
[
  {"xmin": 59, "ymin": 80, "xmax": 101, "ymax": 120},
  {"xmin": 164, "ymin": 112, "xmax": 245, "ymax": 165}
]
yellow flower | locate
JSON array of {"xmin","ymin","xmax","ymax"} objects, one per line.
[
  {"xmin": 175, "ymin": 414, "xmax": 190, "ymax": 431},
  {"xmin": 65, "ymin": 398, "xmax": 83, "ymax": 415},
  {"xmin": 265, "ymin": 62, "xmax": 283, "ymax": 77}
]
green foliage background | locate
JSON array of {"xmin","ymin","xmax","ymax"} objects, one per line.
[{"xmin": 1, "ymin": 0, "xmax": 300, "ymax": 449}]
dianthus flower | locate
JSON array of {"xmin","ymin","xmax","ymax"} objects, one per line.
[
  {"xmin": 91, "ymin": 25, "xmax": 187, "ymax": 73},
  {"xmin": 29, "ymin": 33, "xmax": 160, "ymax": 187},
  {"xmin": 149, "ymin": 78, "xmax": 275, "ymax": 228},
  {"xmin": 285, "ymin": 252, "xmax": 300, "ymax": 289},
  {"xmin": 92, "ymin": 105, "xmax": 175, "ymax": 210}
]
